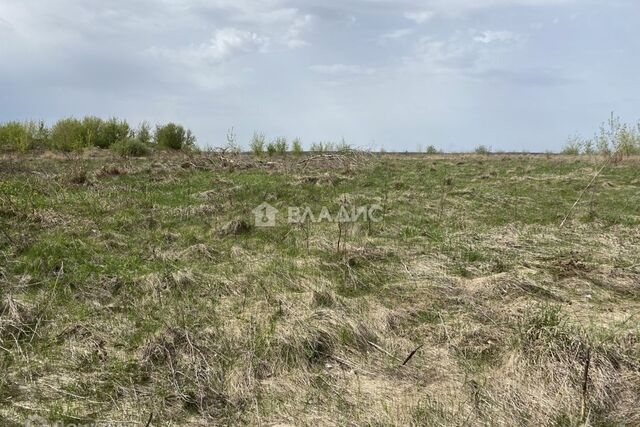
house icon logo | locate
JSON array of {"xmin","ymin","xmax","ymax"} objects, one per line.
[{"xmin": 252, "ymin": 202, "xmax": 278, "ymax": 227}]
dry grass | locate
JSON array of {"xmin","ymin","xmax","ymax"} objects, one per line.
[{"xmin": 0, "ymin": 151, "xmax": 638, "ymax": 425}]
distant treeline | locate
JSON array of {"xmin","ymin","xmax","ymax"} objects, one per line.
[{"xmin": 0, "ymin": 118, "xmax": 196, "ymax": 156}]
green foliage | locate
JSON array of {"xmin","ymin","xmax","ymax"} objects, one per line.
[
  {"xmin": 336, "ymin": 139, "xmax": 353, "ymax": 154},
  {"xmin": 274, "ymin": 137, "xmax": 288, "ymax": 155},
  {"xmin": 250, "ymin": 132, "xmax": 265, "ymax": 156},
  {"xmin": 563, "ymin": 113, "xmax": 640, "ymax": 156},
  {"xmin": 112, "ymin": 138, "xmax": 151, "ymax": 157},
  {"xmin": 155, "ymin": 123, "xmax": 196, "ymax": 150},
  {"xmin": 0, "ymin": 122, "xmax": 30, "ymax": 152},
  {"xmin": 474, "ymin": 145, "xmax": 491, "ymax": 155},
  {"xmin": 79, "ymin": 116, "xmax": 103, "ymax": 148},
  {"xmin": 310, "ymin": 141, "xmax": 335, "ymax": 153},
  {"xmin": 224, "ymin": 127, "xmax": 242, "ymax": 154},
  {"xmin": 561, "ymin": 136, "xmax": 581, "ymax": 155},
  {"xmin": 134, "ymin": 121, "xmax": 152, "ymax": 145},
  {"xmin": 96, "ymin": 118, "xmax": 131, "ymax": 148},
  {"xmin": 266, "ymin": 141, "xmax": 277, "ymax": 156},
  {"xmin": 425, "ymin": 145, "xmax": 439, "ymax": 155},
  {"xmin": 50, "ymin": 118, "xmax": 86, "ymax": 151},
  {"xmin": 291, "ymin": 138, "xmax": 303, "ymax": 155}
]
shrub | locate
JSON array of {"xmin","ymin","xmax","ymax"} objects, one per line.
[
  {"xmin": 112, "ymin": 138, "xmax": 151, "ymax": 157},
  {"xmin": 224, "ymin": 127, "xmax": 242, "ymax": 154},
  {"xmin": 291, "ymin": 138, "xmax": 303, "ymax": 155},
  {"xmin": 561, "ymin": 135, "xmax": 582, "ymax": 155},
  {"xmin": 274, "ymin": 137, "xmax": 288, "ymax": 155},
  {"xmin": 425, "ymin": 145, "xmax": 439, "ymax": 154},
  {"xmin": 474, "ymin": 145, "xmax": 491, "ymax": 155},
  {"xmin": 250, "ymin": 132, "xmax": 265, "ymax": 156},
  {"xmin": 335, "ymin": 139, "xmax": 353, "ymax": 153},
  {"xmin": 310, "ymin": 142, "xmax": 335, "ymax": 153},
  {"xmin": 95, "ymin": 118, "xmax": 130, "ymax": 148},
  {"xmin": 0, "ymin": 122, "xmax": 30, "ymax": 152},
  {"xmin": 50, "ymin": 118, "xmax": 86, "ymax": 151},
  {"xmin": 266, "ymin": 142, "xmax": 277, "ymax": 156},
  {"xmin": 134, "ymin": 121, "xmax": 152, "ymax": 145},
  {"xmin": 155, "ymin": 123, "xmax": 196, "ymax": 150},
  {"xmin": 80, "ymin": 116, "xmax": 104, "ymax": 148}
]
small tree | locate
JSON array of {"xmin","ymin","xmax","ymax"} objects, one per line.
[
  {"xmin": 80, "ymin": 117, "xmax": 103, "ymax": 148},
  {"xmin": 50, "ymin": 118, "xmax": 86, "ymax": 152},
  {"xmin": 291, "ymin": 138, "xmax": 303, "ymax": 155},
  {"xmin": 266, "ymin": 141, "xmax": 277, "ymax": 156},
  {"xmin": 94, "ymin": 117, "xmax": 130, "ymax": 148},
  {"xmin": 224, "ymin": 127, "xmax": 242, "ymax": 154},
  {"xmin": 250, "ymin": 132, "xmax": 265, "ymax": 156},
  {"xmin": 274, "ymin": 137, "xmax": 288, "ymax": 155},
  {"xmin": 155, "ymin": 123, "xmax": 196, "ymax": 150},
  {"xmin": 0, "ymin": 122, "xmax": 29, "ymax": 152},
  {"xmin": 135, "ymin": 121, "xmax": 152, "ymax": 145},
  {"xmin": 112, "ymin": 138, "xmax": 151, "ymax": 157},
  {"xmin": 474, "ymin": 145, "xmax": 491, "ymax": 155}
]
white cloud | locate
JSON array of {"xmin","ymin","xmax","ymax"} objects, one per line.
[
  {"xmin": 404, "ymin": 11, "xmax": 435, "ymax": 24},
  {"xmin": 473, "ymin": 30, "xmax": 521, "ymax": 44},
  {"xmin": 148, "ymin": 28, "xmax": 269, "ymax": 66},
  {"xmin": 285, "ymin": 13, "xmax": 313, "ymax": 48}
]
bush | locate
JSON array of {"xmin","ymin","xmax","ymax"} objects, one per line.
[
  {"xmin": 0, "ymin": 122, "xmax": 30, "ymax": 152},
  {"xmin": 561, "ymin": 135, "xmax": 582, "ymax": 155},
  {"xmin": 474, "ymin": 145, "xmax": 491, "ymax": 155},
  {"xmin": 266, "ymin": 142, "xmax": 277, "ymax": 156},
  {"xmin": 134, "ymin": 121, "xmax": 152, "ymax": 145},
  {"xmin": 155, "ymin": 123, "xmax": 196, "ymax": 150},
  {"xmin": 291, "ymin": 138, "xmax": 303, "ymax": 155},
  {"xmin": 250, "ymin": 132, "xmax": 265, "ymax": 156},
  {"xmin": 567, "ymin": 113, "xmax": 640, "ymax": 157},
  {"xmin": 112, "ymin": 138, "xmax": 151, "ymax": 157},
  {"xmin": 224, "ymin": 127, "xmax": 242, "ymax": 154},
  {"xmin": 50, "ymin": 118, "xmax": 86, "ymax": 151},
  {"xmin": 335, "ymin": 139, "xmax": 353, "ymax": 153},
  {"xmin": 425, "ymin": 145, "xmax": 439, "ymax": 154},
  {"xmin": 310, "ymin": 142, "xmax": 335, "ymax": 153},
  {"xmin": 274, "ymin": 137, "xmax": 288, "ymax": 155},
  {"xmin": 95, "ymin": 118, "xmax": 130, "ymax": 148},
  {"xmin": 80, "ymin": 116, "xmax": 104, "ymax": 148}
]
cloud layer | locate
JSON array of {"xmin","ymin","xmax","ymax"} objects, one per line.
[{"xmin": 0, "ymin": 0, "xmax": 638, "ymax": 151}]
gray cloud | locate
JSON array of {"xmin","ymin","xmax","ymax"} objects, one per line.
[{"xmin": 0, "ymin": 0, "xmax": 636, "ymax": 151}]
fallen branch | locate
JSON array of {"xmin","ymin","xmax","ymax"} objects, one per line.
[
  {"xmin": 560, "ymin": 162, "xmax": 609, "ymax": 227},
  {"xmin": 402, "ymin": 344, "xmax": 424, "ymax": 366}
]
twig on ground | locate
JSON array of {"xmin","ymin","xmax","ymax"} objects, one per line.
[
  {"xmin": 402, "ymin": 344, "xmax": 424, "ymax": 366},
  {"xmin": 560, "ymin": 162, "xmax": 608, "ymax": 227},
  {"xmin": 367, "ymin": 340, "xmax": 402, "ymax": 362}
]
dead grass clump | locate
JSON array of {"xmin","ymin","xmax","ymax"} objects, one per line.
[
  {"xmin": 140, "ymin": 326, "xmax": 241, "ymax": 417},
  {"xmin": 509, "ymin": 305, "xmax": 640, "ymax": 424},
  {"xmin": 0, "ymin": 295, "xmax": 37, "ymax": 341},
  {"xmin": 181, "ymin": 243, "xmax": 217, "ymax": 260},
  {"xmin": 67, "ymin": 168, "xmax": 88, "ymax": 185},
  {"xmin": 219, "ymin": 219, "xmax": 253, "ymax": 236},
  {"xmin": 95, "ymin": 164, "xmax": 127, "ymax": 177},
  {"xmin": 295, "ymin": 173, "xmax": 346, "ymax": 187}
]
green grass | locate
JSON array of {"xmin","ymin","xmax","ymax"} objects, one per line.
[{"xmin": 1, "ymin": 151, "xmax": 639, "ymax": 425}]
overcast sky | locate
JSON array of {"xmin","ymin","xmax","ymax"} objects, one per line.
[{"xmin": 0, "ymin": 0, "xmax": 638, "ymax": 151}]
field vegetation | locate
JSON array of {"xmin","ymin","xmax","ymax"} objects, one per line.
[{"xmin": 1, "ymin": 146, "xmax": 639, "ymax": 425}]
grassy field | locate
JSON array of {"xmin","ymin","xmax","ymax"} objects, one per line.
[{"xmin": 1, "ymin": 150, "xmax": 639, "ymax": 426}]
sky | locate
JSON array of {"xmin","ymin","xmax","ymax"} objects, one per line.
[{"xmin": 0, "ymin": 0, "xmax": 638, "ymax": 152}]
